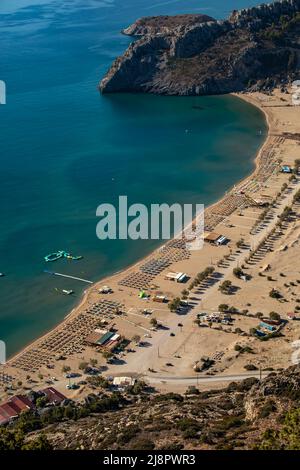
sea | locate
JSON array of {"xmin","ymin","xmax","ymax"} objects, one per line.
[{"xmin": 0, "ymin": 0, "xmax": 267, "ymax": 357}]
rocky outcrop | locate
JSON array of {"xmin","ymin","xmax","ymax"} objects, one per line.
[
  {"xmin": 229, "ymin": 0, "xmax": 300, "ymax": 26},
  {"xmin": 100, "ymin": 35, "xmax": 171, "ymax": 93},
  {"xmin": 24, "ymin": 365, "xmax": 300, "ymax": 450},
  {"xmin": 245, "ymin": 364, "xmax": 300, "ymax": 420},
  {"xmin": 100, "ymin": 0, "xmax": 300, "ymax": 96},
  {"xmin": 122, "ymin": 13, "xmax": 215, "ymax": 37}
]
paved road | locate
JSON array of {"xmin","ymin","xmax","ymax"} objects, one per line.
[{"xmin": 146, "ymin": 371, "xmax": 269, "ymax": 386}]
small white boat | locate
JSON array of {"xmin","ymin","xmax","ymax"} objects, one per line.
[
  {"xmin": 54, "ymin": 288, "xmax": 74, "ymax": 295},
  {"xmin": 62, "ymin": 289, "xmax": 74, "ymax": 295}
]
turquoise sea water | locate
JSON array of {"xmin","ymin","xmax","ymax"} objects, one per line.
[{"xmin": 0, "ymin": 0, "xmax": 267, "ymax": 357}]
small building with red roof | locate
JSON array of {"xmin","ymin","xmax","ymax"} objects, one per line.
[
  {"xmin": 40, "ymin": 387, "xmax": 66, "ymax": 405},
  {"xmin": 0, "ymin": 394, "xmax": 35, "ymax": 426}
]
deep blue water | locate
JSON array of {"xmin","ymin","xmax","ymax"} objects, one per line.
[{"xmin": 0, "ymin": 0, "xmax": 267, "ymax": 357}]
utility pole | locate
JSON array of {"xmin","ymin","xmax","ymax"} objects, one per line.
[{"xmin": 259, "ymin": 363, "xmax": 262, "ymax": 382}]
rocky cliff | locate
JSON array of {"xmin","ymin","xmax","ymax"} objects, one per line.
[{"xmin": 100, "ymin": 0, "xmax": 300, "ymax": 95}]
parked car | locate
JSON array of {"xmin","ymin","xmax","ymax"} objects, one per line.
[
  {"xmin": 66, "ymin": 384, "xmax": 79, "ymax": 390},
  {"xmin": 65, "ymin": 372, "xmax": 80, "ymax": 379},
  {"xmin": 84, "ymin": 367, "xmax": 99, "ymax": 375}
]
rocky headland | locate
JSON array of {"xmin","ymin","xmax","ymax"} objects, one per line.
[{"xmin": 100, "ymin": 0, "xmax": 300, "ymax": 95}]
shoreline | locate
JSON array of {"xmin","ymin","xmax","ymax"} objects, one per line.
[{"xmin": 5, "ymin": 92, "xmax": 270, "ymax": 365}]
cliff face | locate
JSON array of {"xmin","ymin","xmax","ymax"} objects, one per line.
[{"xmin": 100, "ymin": 0, "xmax": 300, "ymax": 96}]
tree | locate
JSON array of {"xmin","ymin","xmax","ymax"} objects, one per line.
[
  {"xmin": 269, "ymin": 288, "xmax": 282, "ymax": 299},
  {"xmin": 78, "ymin": 361, "xmax": 88, "ymax": 370},
  {"xmin": 62, "ymin": 365, "xmax": 71, "ymax": 374},
  {"xmin": 36, "ymin": 396, "xmax": 48, "ymax": 408},
  {"xmin": 90, "ymin": 358, "xmax": 98, "ymax": 367},
  {"xmin": 128, "ymin": 380, "xmax": 147, "ymax": 395},
  {"xmin": 294, "ymin": 159, "xmax": 300, "ymax": 174},
  {"xmin": 205, "ymin": 266, "xmax": 215, "ymax": 276},
  {"xmin": 294, "ymin": 189, "xmax": 300, "ymax": 203},
  {"xmin": 244, "ymin": 364, "xmax": 258, "ymax": 371},
  {"xmin": 150, "ymin": 318, "xmax": 158, "ymax": 327},
  {"xmin": 132, "ymin": 335, "xmax": 141, "ymax": 344},
  {"xmin": 87, "ymin": 376, "xmax": 109, "ymax": 389},
  {"xmin": 219, "ymin": 304, "xmax": 229, "ymax": 312},
  {"xmin": 233, "ymin": 267, "xmax": 244, "ymax": 279},
  {"xmin": 102, "ymin": 350, "xmax": 113, "ymax": 360},
  {"xmin": 63, "ymin": 405, "xmax": 76, "ymax": 420},
  {"xmin": 256, "ymin": 408, "xmax": 300, "ymax": 450},
  {"xmin": 168, "ymin": 297, "xmax": 181, "ymax": 312},
  {"xmin": 236, "ymin": 238, "xmax": 245, "ymax": 249},
  {"xmin": 0, "ymin": 428, "xmax": 24, "ymax": 450},
  {"xmin": 0, "ymin": 428, "xmax": 52, "ymax": 451},
  {"xmin": 181, "ymin": 289, "xmax": 189, "ymax": 299},
  {"xmin": 269, "ymin": 311, "xmax": 281, "ymax": 321},
  {"xmin": 255, "ymin": 312, "xmax": 264, "ymax": 319},
  {"xmin": 280, "ymin": 206, "xmax": 293, "ymax": 221},
  {"xmin": 185, "ymin": 385, "xmax": 200, "ymax": 395},
  {"xmin": 22, "ymin": 434, "xmax": 53, "ymax": 451},
  {"xmin": 219, "ymin": 280, "xmax": 232, "ymax": 295}
]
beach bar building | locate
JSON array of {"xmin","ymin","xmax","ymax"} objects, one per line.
[
  {"xmin": 85, "ymin": 329, "xmax": 120, "ymax": 351},
  {"xmin": 204, "ymin": 232, "xmax": 228, "ymax": 246},
  {"xmin": 165, "ymin": 272, "xmax": 187, "ymax": 283},
  {"xmin": 113, "ymin": 376, "xmax": 136, "ymax": 389},
  {"xmin": 281, "ymin": 165, "xmax": 292, "ymax": 173},
  {"xmin": 153, "ymin": 295, "xmax": 168, "ymax": 303},
  {"xmin": 259, "ymin": 321, "xmax": 276, "ymax": 332},
  {"xmin": 99, "ymin": 286, "xmax": 113, "ymax": 294}
]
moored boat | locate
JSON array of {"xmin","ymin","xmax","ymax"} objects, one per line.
[{"xmin": 44, "ymin": 250, "xmax": 83, "ymax": 262}]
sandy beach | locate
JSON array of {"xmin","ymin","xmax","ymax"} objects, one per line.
[{"xmin": 1, "ymin": 87, "xmax": 300, "ymax": 398}]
